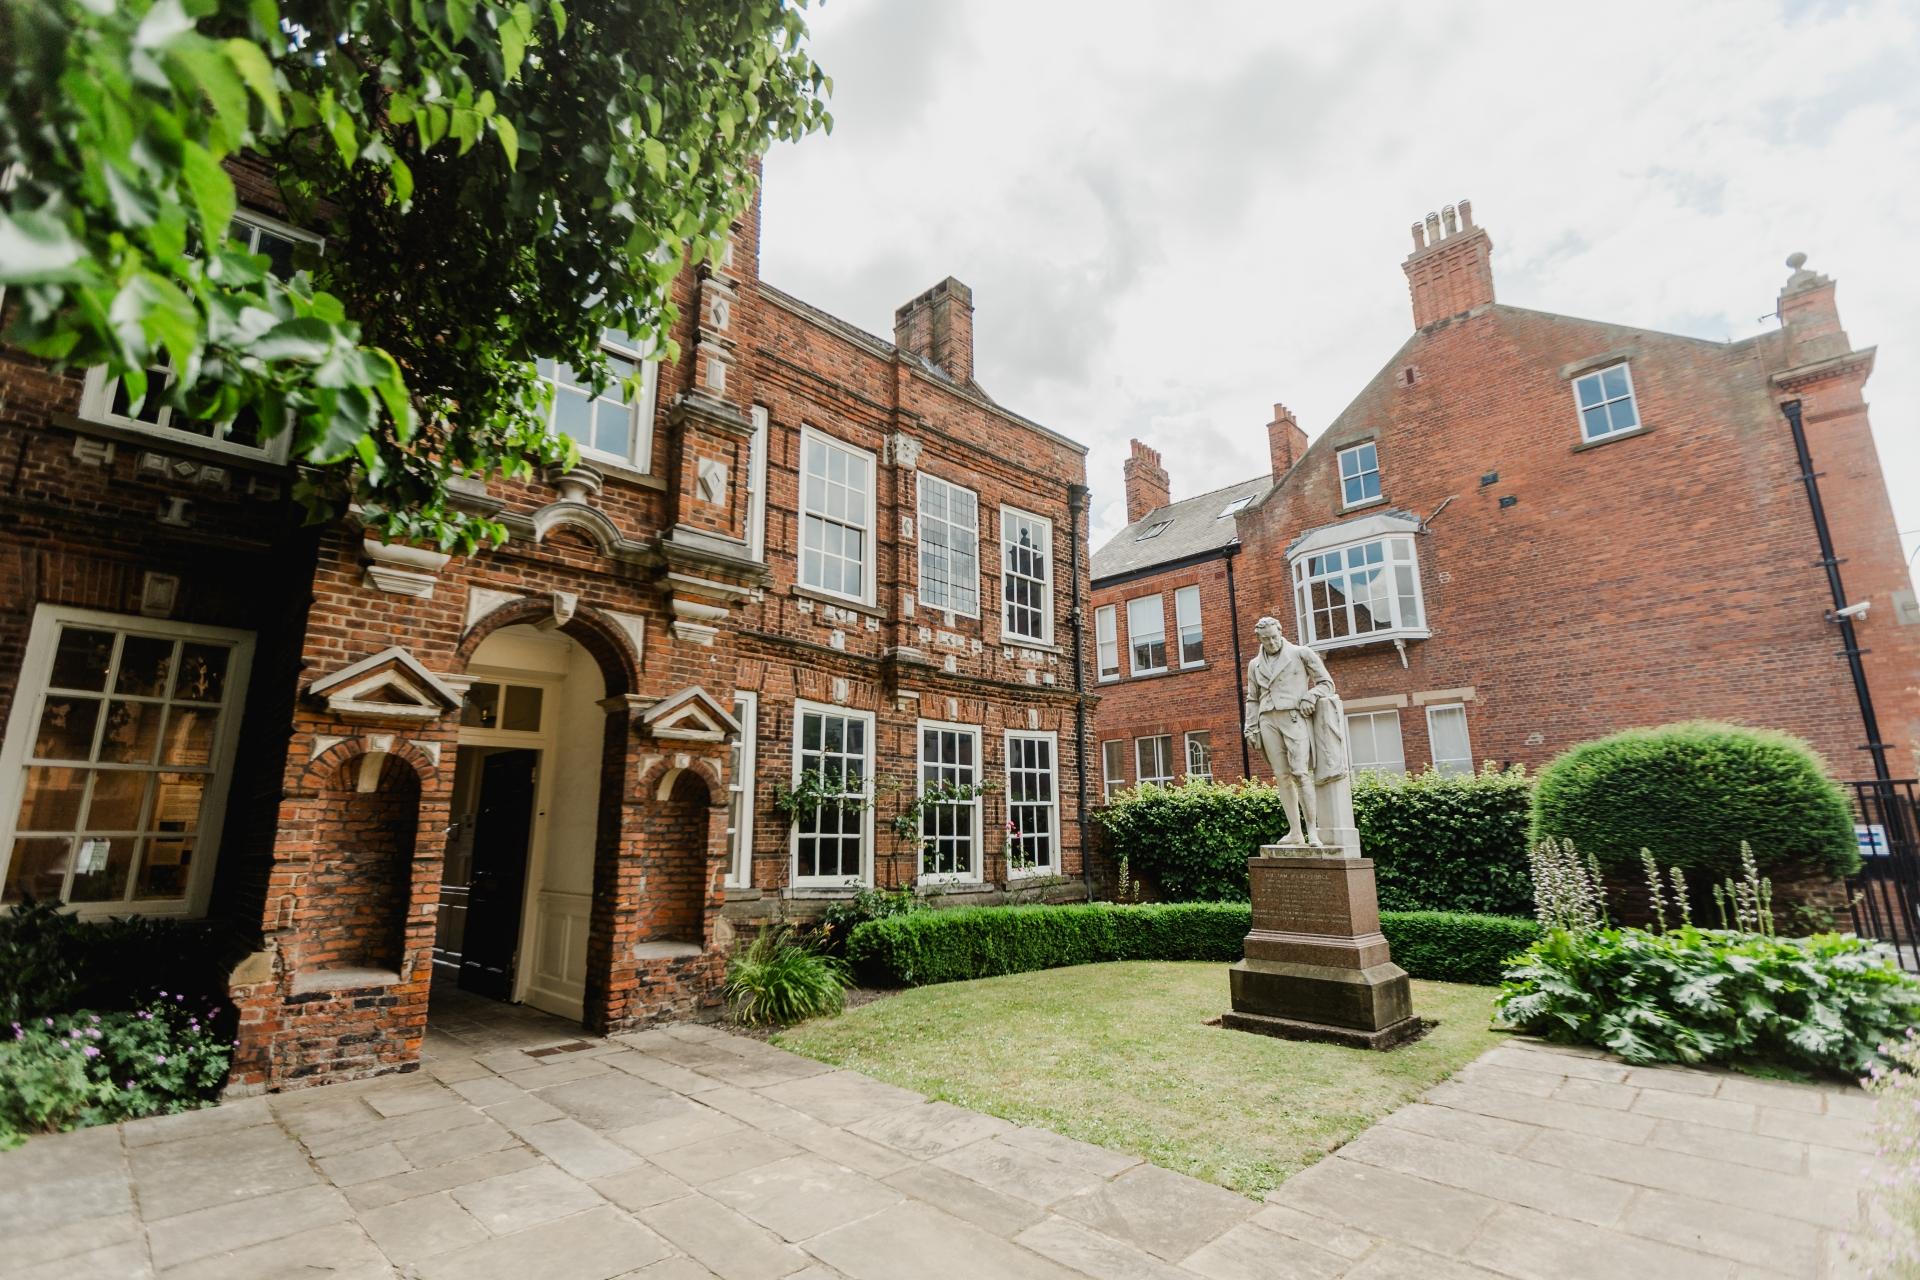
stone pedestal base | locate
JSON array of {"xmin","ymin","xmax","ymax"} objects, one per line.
[{"xmin": 1225, "ymin": 852, "xmax": 1417, "ymax": 1050}]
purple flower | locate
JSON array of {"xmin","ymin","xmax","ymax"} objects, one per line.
[
  {"xmin": 88, "ymin": 1029, "xmax": 102, "ymax": 1039},
  {"xmin": 43, "ymin": 1017, "xmax": 54, "ymax": 1028},
  {"xmin": 174, "ymin": 994, "xmax": 184, "ymax": 1003},
  {"xmin": 88, "ymin": 1014, "xmax": 99, "ymax": 1024},
  {"xmin": 68, "ymin": 1029, "xmax": 83, "ymax": 1039},
  {"xmin": 158, "ymin": 990, "xmax": 168, "ymax": 998},
  {"xmin": 154, "ymin": 1055, "xmax": 168, "ymax": 1065},
  {"xmin": 83, "ymin": 1046, "xmax": 99, "ymax": 1058}
]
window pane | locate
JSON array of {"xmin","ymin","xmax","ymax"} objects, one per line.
[
  {"xmin": 1600, "ymin": 365, "xmax": 1629, "ymax": 400},
  {"xmin": 66, "ymin": 835, "xmax": 134, "ymax": 902},
  {"xmin": 502, "ymin": 685, "xmax": 544, "ymax": 732},
  {"xmin": 135, "ymin": 837, "xmax": 194, "ymax": 900},
  {"xmin": 1582, "ymin": 405, "xmax": 1611, "ymax": 438},
  {"xmin": 115, "ymin": 636, "xmax": 174, "ymax": 697},
  {"xmin": 1608, "ymin": 398, "xmax": 1638, "ymax": 432},
  {"xmin": 86, "ymin": 770, "xmax": 151, "ymax": 830},
  {"xmin": 51, "ymin": 629, "xmax": 115, "ymax": 692},
  {"xmin": 1575, "ymin": 373, "xmax": 1603, "ymax": 407},
  {"xmin": 18, "ymin": 767, "xmax": 86, "ymax": 830},
  {"xmin": 158, "ymin": 705, "xmax": 216, "ymax": 767},
  {"xmin": 99, "ymin": 700, "xmax": 162, "ymax": 765},
  {"xmin": 3, "ymin": 836, "xmax": 72, "ymax": 904},
  {"xmin": 1428, "ymin": 705, "xmax": 1473, "ymax": 775},
  {"xmin": 35, "ymin": 697, "xmax": 101, "ymax": 762},
  {"xmin": 460, "ymin": 682, "xmax": 501, "ymax": 729}
]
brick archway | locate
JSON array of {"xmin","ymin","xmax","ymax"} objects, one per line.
[{"xmin": 456, "ymin": 596, "xmax": 640, "ymax": 699}]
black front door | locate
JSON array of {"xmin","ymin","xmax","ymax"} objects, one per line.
[{"xmin": 459, "ymin": 748, "xmax": 539, "ymax": 1000}]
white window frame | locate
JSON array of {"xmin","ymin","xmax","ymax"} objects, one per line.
[
  {"xmin": 1425, "ymin": 703, "xmax": 1474, "ymax": 775},
  {"xmin": 1003, "ymin": 730, "xmax": 1059, "ymax": 880},
  {"xmin": 1183, "ymin": 730, "xmax": 1213, "ymax": 781},
  {"xmin": 1101, "ymin": 740, "xmax": 1125, "ymax": 802},
  {"xmin": 916, "ymin": 720, "xmax": 982, "ymax": 886},
  {"xmin": 1288, "ymin": 514, "xmax": 1429, "ymax": 653},
  {"xmin": 917, "ymin": 473, "xmax": 981, "ymax": 619},
  {"xmin": 1218, "ymin": 496, "xmax": 1253, "ymax": 518},
  {"xmin": 1174, "ymin": 585, "xmax": 1204, "ymax": 668},
  {"xmin": 747, "ymin": 406, "xmax": 769, "ymax": 562},
  {"xmin": 77, "ymin": 211, "xmax": 318, "ymax": 463},
  {"xmin": 1572, "ymin": 362, "xmax": 1642, "ymax": 443},
  {"xmin": 0, "ymin": 605, "xmax": 255, "ymax": 918},
  {"xmin": 1095, "ymin": 605, "xmax": 1119, "ymax": 682},
  {"xmin": 1338, "ymin": 441, "xmax": 1382, "ymax": 508},
  {"xmin": 540, "ymin": 330, "xmax": 659, "ymax": 473},
  {"xmin": 725, "ymin": 691, "xmax": 758, "ymax": 888},
  {"xmin": 999, "ymin": 506, "xmax": 1055, "ymax": 646},
  {"xmin": 1135, "ymin": 735, "xmax": 1175, "ymax": 788},
  {"xmin": 788, "ymin": 700, "xmax": 875, "ymax": 888},
  {"xmin": 1346, "ymin": 709, "xmax": 1407, "ymax": 776},
  {"xmin": 797, "ymin": 426, "xmax": 878, "ymax": 606},
  {"xmin": 1126, "ymin": 595, "xmax": 1167, "ymax": 676}
]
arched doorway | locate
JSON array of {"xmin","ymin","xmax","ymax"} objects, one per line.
[{"xmin": 435, "ymin": 623, "xmax": 608, "ymax": 1020}]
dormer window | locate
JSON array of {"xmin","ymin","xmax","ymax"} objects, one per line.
[
  {"xmin": 1217, "ymin": 496, "xmax": 1253, "ymax": 519},
  {"xmin": 1573, "ymin": 363, "xmax": 1640, "ymax": 443},
  {"xmin": 1135, "ymin": 520, "xmax": 1173, "ymax": 541},
  {"xmin": 1287, "ymin": 512, "xmax": 1429, "ymax": 652},
  {"xmin": 1338, "ymin": 443, "xmax": 1381, "ymax": 507}
]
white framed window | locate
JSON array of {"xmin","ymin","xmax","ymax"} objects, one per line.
[
  {"xmin": 538, "ymin": 330, "xmax": 658, "ymax": 472},
  {"xmin": 1004, "ymin": 731, "xmax": 1058, "ymax": 878},
  {"xmin": 1346, "ymin": 710, "xmax": 1406, "ymax": 775},
  {"xmin": 0, "ymin": 607, "xmax": 255, "ymax": 917},
  {"xmin": 790, "ymin": 701, "xmax": 873, "ymax": 886},
  {"xmin": 1101, "ymin": 740, "xmax": 1126, "ymax": 802},
  {"xmin": 1573, "ymin": 363, "xmax": 1641, "ymax": 443},
  {"xmin": 917, "ymin": 721, "xmax": 981, "ymax": 884},
  {"xmin": 1126, "ymin": 595, "xmax": 1166, "ymax": 675},
  {"xmin": 1135, "ymin": 735, "xmax": 1175, "ymax": 787},
  {"xmin": 1184, "ymin": 731, "xmax": 1213, "ymax": 781},
  {"xmin": 798, "ymin": 428, "xmax": 876, "ymax": 605},
  {"xmin": 1135, "ymin": 521, "xmax": 1172, "ymax": 541},
  {"xmin": 918, "ymin": 474, "xmax": 980, "ymax": 617},
  {"xmin": 1338, "ymin": 442, "xmax": 1381, "ymax": 507},
  {"xmin": 1218, "ymin": 496, "xmax": 1253, "ymax": 518},
  {"xmin": 1290, "ymin": 533, "xmax": 1426, "ymax": 651},
  {"xmin": 1174, "ymin": 586, "xmax": 1204, "ymax": 667},
  {"xmin": 1426, "ymin": 703, "xmax": 1474, "ymax": 775},
  {"xmin": 1001, "ymin": 507, "xmax": 1054, "ymax": 645},
  {"xmin": 726, "ymin": 692, "xmax": 758, "ymax": 888},
  {"xmin": 747, "ymin": 406, "xmax": 769, "ymax": 562},
  {"xmin": 458, "ymin": 680, "xmax": 546, "ymax": 734},
  {"xmin": 1095, "ymin": 606, "xmax": 1119, "ymax": 682}
]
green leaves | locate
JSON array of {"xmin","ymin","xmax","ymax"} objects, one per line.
[{"xmin": 0, "ymin": 209, "xmax": 89, "ymax": 284}]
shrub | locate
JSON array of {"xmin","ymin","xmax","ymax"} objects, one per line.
[
  {"xmin": 1355, "ymin": 765, "xmax": 1533, "ymax": 915},
  {"xmin": 1530, "ymin": 722, "xmax": 1858, "ymax": 881},
  {"xmin": 815, "ymin": 884, "xmax": 926, "ymax": 957},
  {"xmin": 1496, "ymin": 926, "xmax": 1920, "ymax": 1075},
  {"xmin": 846, "ymin": 901, "xmax": 1536, "ymax": 988},
  {"xmin": 1, "ymin": 1000, "xmax": 234, "ymax": 1148},
  {"xmin": 1096, "ymin": 770, "xmax": 1535, "ymax": 914},
  {"xmin": 0, "ymin": 899, "xmax": 244, "ymax": 1023},
  {"xmin": 725, "ymin": 926, "xmax": 849, "ymax": 1027},
  {"xmin": 1378, "ymin": 912, "xmax": 1542, "ymax": 986}
]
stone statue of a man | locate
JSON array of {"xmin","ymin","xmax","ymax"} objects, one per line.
[{"xmin": 1243, "ymin": 615, "xmax": 1348, "ymax": 847}]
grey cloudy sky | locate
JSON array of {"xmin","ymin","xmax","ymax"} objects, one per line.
[{"xmin": 758, "ymin": 0, "xmax": 1919, "ymax": 572}]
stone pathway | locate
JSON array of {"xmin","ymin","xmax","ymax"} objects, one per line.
[{"xmin": 0, "ymin": 999, "xmax": 1883, "ymax": 1280}]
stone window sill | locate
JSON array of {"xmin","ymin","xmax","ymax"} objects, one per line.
[
  {"xmin": 291, "ymin": 966, "xmax": 400, "ymax": 995},
  {"xmin": 1340, "ymin": 495, "xmax": 1389, "ymax": 514},
  {"xmin": 1571, "ymin": 424, "xmax": 1654, "ymax": 453},
  {"xmin": 632, "ymin": 940, "xmax": 703, "ymax": 960},
  {"xmin": 791, "ymin": 586, "xmax": 882, "ymax": 619}
]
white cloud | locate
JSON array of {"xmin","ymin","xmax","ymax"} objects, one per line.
[{"xmin": 760, "ymin": 0, "xmax": 1920, "ymax": 577}]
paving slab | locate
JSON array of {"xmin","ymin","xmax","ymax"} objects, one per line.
[
  {"xmin": 450, "ymin": 1163, "xmax": 604, "ymax": 1234},
  {"xmin": 130, "ymin": 1123, "xmax": 317, "ymax": 1221},
  {"xmin": 846, "ymin": 1099, "xmax": 1017, "ymax": 1159},
  {"xmin": 1050, "ymin": 1163, "xmax": 1257, "ymax": 1263},
  {"xmin": 638, "ymin": 1193, "xmax": 810, "ymax": 1280},
  {"xmin": 145, "ymin": 1183, "xmax": 352, "ymax": 1270},
  {"xmin": 930, "ymin": 1135, "xmax": 1108, "ymax": 1208},
  {"xmin": 1178, "ymin": 1220, "xmax": 1348, "ymax": 1280},
  {"xmin": 646, "ymin": 1129, "xmax": 803, "ymax": 1186},
  {"xmin": 704, "ymin": 1153, "xmax": 904, "ymax": 1242},
  {"xmin": 1463, "ymin": 1202, "xmax": 1737, "ymax": 1280},
  {"xmin": 411, "ymin": 1204, "xmax": 671, "ymax": 1280},
  {"xmin": 158, "ymin": 1220, "xmax": 392, "ymax": 1280},
  {"xmin": 803, "ymin": 1200, "xmax": 1084, "ymax": 1280},
  {"xmin": 356, "ymin": 1189, "xmax": 489, "ymax": 1262},
  {"xmin": 1012, "ymin": 1214, "xmax": 1192, "ymax": 1280},
  {"xmin": 1264, "ymin": 1156, "xmax": 1500, "ymax": 1256},
  {"xmin": 1339, "ymin": 1124, "xmax": 1637, "ymax": 1227},
  {"xmin": 755, "ymin": 1071, "xmax": 926, "ymax": 1128}
]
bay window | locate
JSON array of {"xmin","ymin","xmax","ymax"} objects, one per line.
[{"xmin": 1288, "ymin": 514, "xmax": 1428, "ymax": 651}]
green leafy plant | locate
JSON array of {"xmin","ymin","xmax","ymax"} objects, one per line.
[
  {"xmin": 1, "ymin": 0, "xmax": 831, "ymax": 550},
  {"xmin": 889, "ymin": 778, "xmax": 1000, "ymax": 844},
  {"xmin": 771, "ymin": 769, "xmax": 872, "ymax": 828},
  {"xmin": 815, "ymin": 884, "xmax": 925, "ymax": 956},
  {"xmin": 1495, "ymin": 925, "xmax": 1920, "ymax": 1075},
  {"xmin": 724, "ymin": 924, "xmax": 848, "ymax": 1027},
  {"xmin": 0, "ymin": 898, "xmax": 244, "ymax": 1023},
  {"xmin": 1, "ymin": 1000, "xmax": 234, "ymax": 1148},
  {"xmin": 1094, "ymin": 769, "xmax": 1534, "ymax": 912},
  {"xmin": 845, "ymin": 902, "xmax": 1538, "ymax": 988},
  {"xmin": 1530, "ymin": 722, "xmax": 1858, "ymax": 881},
  {"xmin": 1527, "ymin": 837, "xmax": 1610, "ymax": 934}
]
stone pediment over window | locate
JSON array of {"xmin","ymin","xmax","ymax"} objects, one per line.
[
  {"xmin": 640, "ymin": 686, "xmax": 742, "ymax": 743},
  {"xmin": 307, "ymin": 647, "xmax": 462, "ymax": 724}
]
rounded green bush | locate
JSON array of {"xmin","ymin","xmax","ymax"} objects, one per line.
[
  {"xmin": 1530, "ymin": 722, "xmax": 1857, "ymax": 880},
  {"xmin": 1354, "ymin": 766, "xmax": 1533, "ymax": 916}
]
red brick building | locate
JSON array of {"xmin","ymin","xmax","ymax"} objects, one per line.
[
  {"xmin": 1092, "ymin": 201, "xmax": 1919, "ymax": 802},
  {"xmin": 0, "ymin": 176, "xmax": 1093, "ymax": 1090}
]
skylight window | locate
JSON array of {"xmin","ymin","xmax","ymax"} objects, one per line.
[
  {"xmin": 1135, "ymin": 521, "xmax": 1173, "ymax": 542},
  {"xmin": 1218, "ymin": 496, "xmax": 1253, "ymax": 518}
]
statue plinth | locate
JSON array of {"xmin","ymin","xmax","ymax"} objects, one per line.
[{"xmin": 1223, "ymin": 852, "xmax": 1421, "ymax": 1050}]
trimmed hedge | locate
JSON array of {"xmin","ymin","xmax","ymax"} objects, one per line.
[
  {"xmin": 1093, "ymin": 769, "xmax": 1534, "ymax": 915},
  {"xmin": 1531, "ymin": 721, "xmax": 1858, "ymax": 880},
  {"xmin": 845, "ymin": 902, "xmax": 1538, "ymax": 988},
  {"xmin": 1355, "ymin": 766, "xmax": 1533, "ymax": 916}
]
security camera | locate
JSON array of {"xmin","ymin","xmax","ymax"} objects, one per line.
[{"xmin": 1831, "ymin": 601, "xmax": 1872, "ymax": 621}]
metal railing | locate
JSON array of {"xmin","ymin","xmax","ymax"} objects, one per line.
[{"xmin": 1845, "ymin": 778, "xmax": 1920, "ymax": 970}]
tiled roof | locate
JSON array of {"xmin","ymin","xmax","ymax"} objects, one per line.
[{"xmin": 1091, "ymin": 474, "xmax": 1274, "ymax": 581}]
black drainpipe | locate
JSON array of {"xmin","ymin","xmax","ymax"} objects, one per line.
[
  {"xmin": 1781, "ymin": 398, "xmax": 1891, "ymax": 783},
  {"xmin": 1226, "ymin": 547, "xmax": 1250, "ymax": 778},
  {"xmin": 1067, "ymin": 484, "xmax": 1094, "ymax": 897}
]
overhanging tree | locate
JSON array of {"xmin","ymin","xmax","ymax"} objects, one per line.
[{"xmin": 0, "ymin": 0, "xmax": 831, "ymax": 550}]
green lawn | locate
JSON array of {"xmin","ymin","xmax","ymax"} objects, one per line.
[{"xmin": 774, "ymin": 961, "xmax": 1503, "ymax": 1199}]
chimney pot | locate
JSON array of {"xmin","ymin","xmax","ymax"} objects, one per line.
[
  {"xmin": 1410, "ymin": 221, "xmax": 1427, "ymax": 251},
  {"xmin": 1441, "ymin": 204, "xmax": 1458, "ymax": 237},
  {"xmin": 1424, "ymin": 212, "xmax": 1442, "ymax": 243},
  {"xmin": 1404, "ymin": 197, "xmax": 1495, "ymax": 329},
  {"xmin": 1458, "ymin": 199, "xmax": 1474, "ymax": 229},
  {"xmin": 1122, "ymin": 437, "xmax": 1172, "ymax": 524}
]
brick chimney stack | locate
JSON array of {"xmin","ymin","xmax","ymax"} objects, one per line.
[
  {"xmin": 894, "ymin": 277, "xmax": 975, "ymax": 386},
  {"xmin": 1776, "ymin": 252, "xmax": 1850, "ymax": 368},
  {"xmin": 1123, "ymin": 439, "xmax": 1171, "ymax": 524},
  {"xmin": 1267, "ymin": 403, "xmax": 1309, "ymax": 479},
  {"xmin": 1403, "ymin": 199, "xmax": 1495, "ymax": 330}
]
